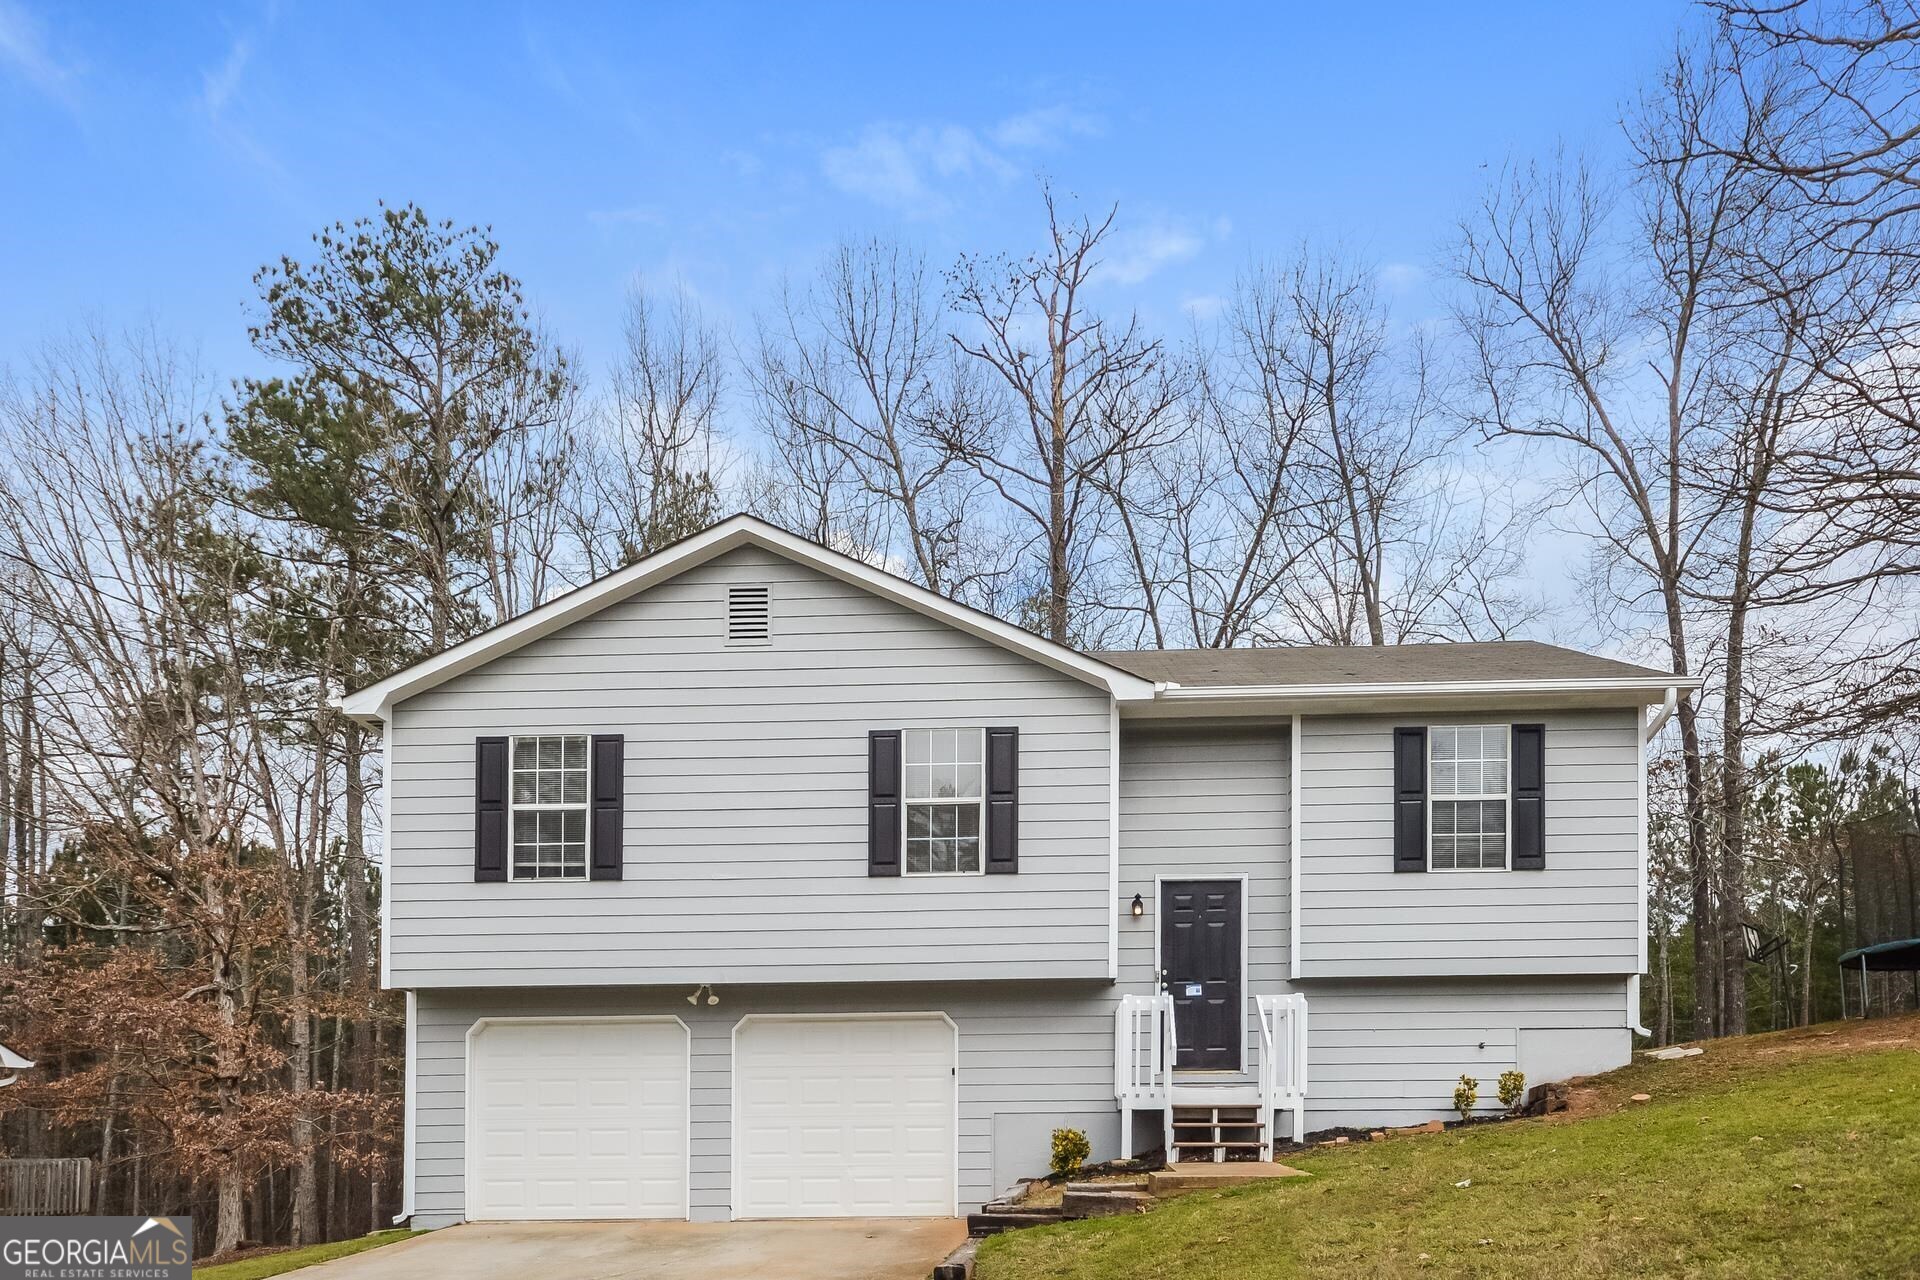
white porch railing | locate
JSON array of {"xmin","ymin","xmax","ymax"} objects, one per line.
[
  {"xmin": 1116, "ymin": 991, "xmax": 1310, "ymax": 1160},
  {"xmin": 1256, "ymin": 993, "xmax": 1309, "ymax": 1150},
  {"xmin": 1114, "ymin": 992, "xmax": 1177, "ymax": 1157}
]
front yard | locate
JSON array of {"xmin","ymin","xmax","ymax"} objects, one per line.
[
  {"xmin": 978, "ymin": 1014, "xmax": 1920, "ymax": 1279},
  {"xmin": 194, "ymin": 1230, "xmax": 423, "ymax": 1280}
]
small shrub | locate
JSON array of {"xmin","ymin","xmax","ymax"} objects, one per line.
[
  {"xmin": 1453, "ymin": 1074, "xmax": 1479, "ymax": 1121},
  {"xmin": 1050, "ymin": 1126, "xmax": 1091, "ymax": 1179},
  {"xmin": 1498, "ymin": 1069, "xmax": 1527, "ymax": 1111}
]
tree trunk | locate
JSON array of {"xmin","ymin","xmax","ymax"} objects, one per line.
[
  {"xmin": 1657, "ymin": 926, "xmax": 1673, "ymax": 1045},
  {"xmin": 1676, "ymin": 696, "xmax": 1717, "ymax": 1038}
]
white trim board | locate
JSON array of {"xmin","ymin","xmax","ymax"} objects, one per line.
[
  {"xmin": 1288, "ymin": 714, "xmax": 1302, "ymax": 979},
  {"xmin": 339, "ymin": 515, "xmax": 1156, "ymax": 722}
]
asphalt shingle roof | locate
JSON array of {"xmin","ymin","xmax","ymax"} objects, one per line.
[{"xmin": 1089, "ymin": 640, "xmax": 1678, "ymax": 687}]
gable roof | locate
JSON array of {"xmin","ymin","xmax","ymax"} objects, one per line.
[
  {"xmin": 338, "ymin": 515, "xmax": 1694, "ymax": 723},
  {"xmin": 337, "ymin": 515, "xmax": 1158, "ymax": 722},
  {"xmin": 1096, "ymin": 641, "xmax": 1681, "ymax": 688}
]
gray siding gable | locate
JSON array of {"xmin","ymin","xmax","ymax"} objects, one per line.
[{"xmin": 386, "ymin": 545, "xmax": 1115, "ymax": 989}]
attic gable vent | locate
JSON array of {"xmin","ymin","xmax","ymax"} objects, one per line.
[{"xmin": 727, "ymin": 584, "xmax": 771, "ymax": 645}]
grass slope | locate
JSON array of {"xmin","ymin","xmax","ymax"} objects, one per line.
[
  {"xmin": 979, "ymin": 1015, "xmax": 1920, "ymax": 1280},
  {"xmin": 194, "ymin": 1230, "xmax": 422, "ymax": 1280}
]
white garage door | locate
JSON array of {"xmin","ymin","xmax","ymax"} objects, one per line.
[
  {"xmin": 467, "ymin": 1018, "xmax": 688, "ymax": 1220},
  {"xmin": 734, "ymin": 1015, "xmax": 956, "ymax": 1218}
]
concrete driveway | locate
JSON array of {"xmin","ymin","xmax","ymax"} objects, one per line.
[{"xmin": 299, "ymin": 1219, "xmax": 969, "ymax": 1280}]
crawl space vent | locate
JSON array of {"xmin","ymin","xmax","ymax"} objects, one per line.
[{"xmin": 727, "ymin": 585, "xmax": 771, "ymax": 644}]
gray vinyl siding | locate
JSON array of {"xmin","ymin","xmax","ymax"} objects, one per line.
[
  {"xmin": 386, "ymin": 545, "xmax": 1114, "ymax": 988},
  {"xmin": 412, "ymin": 983, "xmax": 1123, "ymax": 1226},
  {"xmin": 1116, "ymin": 725, "xmax": 1289, "ymax": 1074},
  {"xmin": 1302, "ymin": 977, "xmax": 1632, "ymax": 1129},
  {"xmin": 410, "ymin": 975, "xmax": 1630, "ymax": 1225},
  {"xmin": 1295, "ymin": 708, "xmax": 1642, "ymax": 979}
]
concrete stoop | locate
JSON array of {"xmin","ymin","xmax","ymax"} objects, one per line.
[{"xmin": 1146, "ymin": 1160, "xmax": 1311, "ymax": 1195}]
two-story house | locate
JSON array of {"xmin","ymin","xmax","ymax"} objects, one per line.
[{"xmin": 340, "ymin": 515, "xmax": 1691, "ymax": 1226}]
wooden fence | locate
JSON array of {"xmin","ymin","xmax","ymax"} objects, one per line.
[{"xmin": 0, "ymin": 1159, "xmax": 92, "ymax": 1215}]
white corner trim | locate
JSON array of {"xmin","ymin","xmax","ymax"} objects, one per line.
[
  {"xmin": 336, "ymin": 516, "xmax": 1156, "ymax": 722},
  {"xmin": 728, "ymin": 1012, "xmax": 960, "ymax": 1221},
  {"xmin": 1109, "ymin": 701, "xmax": 1121, "ymax": 982},
  {"xmin": 379, "ymin": 719, "xmax": 393, "ymax": 991},
  {"xmin": 462, "ymin": 1015, "xmax": 693, "ymax": 1222},
  {"xmin": 393, "ymin": 990, "xmax": 416, "ymax": 1225},
  {"xmin": 1289, "ymin": 714, "xmax": 1303, "ymax": 979}
]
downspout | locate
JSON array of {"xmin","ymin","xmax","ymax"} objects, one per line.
[
  {"xmin": 393, "ymin": 989, "xmax": 416, "ymax": 1224},
  {"xmin": 1627, "ymin": 688, "xmax": 1674, "ymax": 1042},
  {"xmin": 1647, "ymin": 686, "xmax": 1678, "ymax": 740},
  {"xmin": 1626, "ymin": 974, "xmax": 1652, "ymax": 1039}
]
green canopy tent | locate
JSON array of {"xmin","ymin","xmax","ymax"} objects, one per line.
[{"xmin": 1836, "ymin": 938, "xmax": 1920, "ymax": 1017}]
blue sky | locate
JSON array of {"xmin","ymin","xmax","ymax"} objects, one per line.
[{"xmin": 1, "ymin": 1, "xmax": 1691, "ymax": 382}]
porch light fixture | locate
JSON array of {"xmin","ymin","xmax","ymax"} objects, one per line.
[
  {"xmin": 1130, "ymin": 893, "xmax": 1144, "ymax": 918},
  {"xmin": 687, "ymin": 983, "xmax": 719, "ymax": 1007}
]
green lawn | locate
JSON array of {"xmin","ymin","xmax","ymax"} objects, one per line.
[
  {"xmin": 194, "ymin": 1230, "xmax": 423, "ymax": 1280},
  {"xmin": 979, "ymin": 1015, "xmax": 1920, "ymax": 1280}
]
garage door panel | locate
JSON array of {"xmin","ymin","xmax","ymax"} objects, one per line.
[
  {"xmin": 735, "ymin": 1016, "xmax": 956, "ymax": 1218},
  {"xmin": 468, "ymin": 1019, "xmax": 688, "ymax": 1220}
]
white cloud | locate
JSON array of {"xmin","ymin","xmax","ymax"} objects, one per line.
[
  {"xmin": 1103, "ymin": 219, "xmax": 1205, "ymax": 285},
  {"xmin": 820, "ymin": 102, "xmax": 1099, "ymax": 218},
  {"xmin": 990, "ymin": 105, "xmax": 1102, "ymax": 150},
  {"xmin": 1181, "ymin": 294, "xmax": 1227, "ymax": 321},
  {"xmin": 200, "ymin": 33, "xmax": 251, "ymax": 116},
  {"xmin": 588, "ymin": 205, "xmax": 667, "ymax": 227},
  {"xmin": 821, "ymin": 122, "xmax": 1015, "ymax": 217},
  {"xmin": 0, "ymin": 0, "xmax": 79, "ymax": 106},
  {"xmin": 1378, "ymin": 261, "xmax": 1425, "ymax": 293}
]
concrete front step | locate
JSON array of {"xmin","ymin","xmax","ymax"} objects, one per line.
[{"xmin": 1147, "ymin": 1161, "xmax": 1311, "ymax": 1195}]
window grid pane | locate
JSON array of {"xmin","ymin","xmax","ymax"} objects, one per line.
[
  {"xmin": 904, "ymin": 728, "xmax": 984, "ymax": 801},
  {"xmin": 1431, "ymin": 726, "xmax": 1509, "ymax": 870},
  {"xmin": 510, "ymin": 734, "xmax": 590, "ymax": 880}
]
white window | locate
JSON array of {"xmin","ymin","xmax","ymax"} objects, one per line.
[
  {"xmin": 510, "ymin": 735, "xmax": 589, "ymax": 879},
  {"xmin": 903, "ymin": 728, "xmax": 983, "ymax": 875},
  {"xmin": 1429, "ymin": 725, "xmax": 1508, "ymax": 871}
]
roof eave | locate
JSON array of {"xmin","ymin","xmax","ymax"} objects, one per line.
[{"xmin": 1124, "ymin": 674, "xmax": 1698, "ymax": 718}]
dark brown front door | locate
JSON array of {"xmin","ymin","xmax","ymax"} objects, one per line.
[{"xmin": 1160, "ymin": 879, "xmax": 1242, "ymax": 1070}]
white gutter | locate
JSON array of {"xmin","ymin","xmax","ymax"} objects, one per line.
[{"xmin": 1155, "ymin": 675, "xmax": 1703, "ymax": 703}]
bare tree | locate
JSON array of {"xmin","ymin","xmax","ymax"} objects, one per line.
[
  {"xmin": 0, "ymin": 332, "xmax": 306, "ymax": 1252},
  {"xmin": 944, "ymin": 186, "xmax": 1185, "ymax": 644},
  {"xmin": 1711, "ymin": 0, "xmax": 1920, "ymax": 239},
  {"xmin": 753, "ymin": 240, "xmax": 1007, "ymax": 601},
  {"xmin": 567, "ymin": 286, "xmax": 724, "ymax": 578},
  {"xmin": 1453, "ymin": 51, "xmax": 1747, "ymax": 1033}
]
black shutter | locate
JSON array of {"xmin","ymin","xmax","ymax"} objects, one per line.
[
  {"xmin": 590, "ymin": 734, "xmax": 625, "ymax": 881},
  {"xmin": 1392, "ymin": 727, "xmax": 1427, "ymax": 873},
  {"xmin": 1511, "ymin": 723, "xmax": 1546, "ymax": 870},
  {"xmin": 475, "ymin": 736, "xmax": 509, "ymax": 882},
  {"xmin": 985, "ymin": 726, "xmax": 1019, "ymax": 874},
  {"xmin": 869, "ymin": 730, "xmax": 902, "ymax": 877}
]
